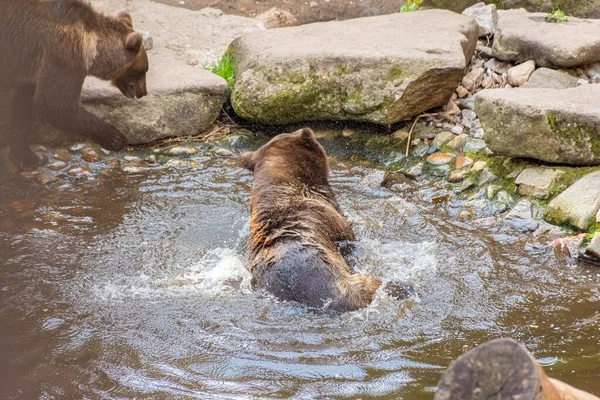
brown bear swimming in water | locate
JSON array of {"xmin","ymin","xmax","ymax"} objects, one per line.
[
  {"xmin": 241, "ymin": 128, "xmax": 414, "ymax": 312},
  {"xmin": 0, "ymin": 0, "xmax": 149, "ymax": 170}
]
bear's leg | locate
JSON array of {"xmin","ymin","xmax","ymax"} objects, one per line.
[
  {"xmin": 9, "ymin": 83, "xmax": 40, "ymax": 170},
  {"xmin": 35, "ymin": 63, "xmax": 127, "ymax": 151},
  {"xmin": 336, "ymin": 240, "xmax": 362, "ymax": 272}
]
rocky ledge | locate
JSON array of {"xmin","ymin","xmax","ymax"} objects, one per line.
[{"xmin": 229, "ymin": 10, "xmax": 479, "ymax": 125}]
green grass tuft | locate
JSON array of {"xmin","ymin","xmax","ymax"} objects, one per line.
[
  {"xmin": 546, "ymin": 9, "xmax": 567, "ymax": 22},
  {"xmin": 400, "ymin": 0, "xmax": 421, "ymax": 12},
  {"xmin": 208, "ymin": 53, "xmax": 235, "ymax": 90}
]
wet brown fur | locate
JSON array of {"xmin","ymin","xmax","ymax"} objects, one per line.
[
  {"xmin": 242, "ymin": 128, "xmax": 395, "ymax": 312},
  {"xmin": 0, "ymin": 0, "xmax": 149, "ymax": 170}
]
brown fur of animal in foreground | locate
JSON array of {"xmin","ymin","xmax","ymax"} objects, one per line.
[{"xmin": 240, "ymin": 127, "xmax": 414, "ymax": 312}]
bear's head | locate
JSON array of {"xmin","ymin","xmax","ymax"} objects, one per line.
[
  {"xmin": 241, "ymin": 128, "xmax": 329, "ymax": 186},
  {"xmin": 111, "ymin": 12, "xmax": 148, "ymax": 99}
]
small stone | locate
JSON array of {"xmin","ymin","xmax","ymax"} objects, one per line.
[
  {"xmin": 310, "ymin": 1, "xmax": 318, "ymax": 7},
  {"xmin": 144, "ymin": 155, "xmax": 157, "ymax": 164},
  {"xmin": 53, "ymin": 149, "xmax": 70, "ymax": 162},
  {"xmin": 446, "ymin": 134, "xmax": 468, "ymax": 151},
  {"xmin": 451, "ymin": 125, "xmax": 464, "ymax": 135},
  {"xmin": 100, "ymin": 148, "xmax": 111, "ymax": 155},
  {"xmin": 456, "ymin": 85, "xmax": 470, "ymax": 98},
  {"xmin": 597, "ymin": 208, "xmax": 600, "ymax": 223},
  {"xmin": 443, "ymin": 100, "xmax": 461, "ymax": 115},
  {"xmin": 472, "ymin": 160, "xmax": 487, "ymax": 172},
  {"xmin": 455, "ymin": 156, "xmax": 473, "ymax": 169},
  {"xmin": 432, "ymin": 131, "xmax": 455, "ymax": 147},
  {"xmin": 586, "ymin": 63, "xmax": 600, "ymax": 79},
  {"xmin": 461, "ymin": 109, "xmax": 477, "ymax": 121},
  {"xmin": 507, "ymin": 165, "xmax": 525, "ymax": 179},
  {"xmin": 189, "ymin": 161, "xmax": 199, "ymax": 167},
  {"xmin": 391, "ymin": 129, "xmax": 409, "ymax": 141},
  {"xmin": 81, "ymin": 148, "xmax": 100, "ymax": 163},
  {"xmin": 486, "ymin": 185, "xmax": 500, "ymax": 199},
  {"xmin": 426, "ymin": 152, "xmax": 455, "ymax": 166},
  {"xmin": 166, "ymin": 147, "xmax": 197, "ymax": 157},
  {"xmin": 124, "ymin": 155, "xmax": 141, "ymax": 162},
  {"xmin": 464, "ymin": 138, "xmax": 487, "ymax": 154},
  {"xmin": 427, "ymin": 145, "xmax": 439, "ymax": 155},
  {"xmin": 359, "ymin": 170, "xmax": 386, "ymax": 189},
  {"xmin": 515, "ymin": 168, "xmax": 564, "ymax": 199},
  {"xmin": 477, "ymin": 169, "xmax": 497, "ymax": 186},
  {"xmin": 482, "ymin": 74, "xmax": 493, "ymax": 88},
  {"xmin": 342, "ymin": 128, "xmax": 357, "ymax": 138},
  {"xmin": 472, "ymin": 128, "xmax": 485, "ymax": 139},
  {"xmin": 21, "ymin": 170, "xmax": 41, "ymax": 179},
  {"xmin": 504, "ymin": 199, "xmax": 539, "ymax": 233},
  {"xmin": 585, "ymin": 233, "xmax": 600, "ymax": 260},
  {"xmin": 484, "ymin": 58, "xmax": 511, "ymax": 75},
  {"xmin": 473, "ymin": 216, "xmax": 499, "ymax": 228},
  {"xmin": 577, "ymin": 79, "xmax": 589, "ymax": 86},
  {"xmin": 37, "ymin": 173, "xmax": 59, "ymax": 185},
  {"xmin": 255, "ymin": 7, "xmax": 298, "ymax": 29},
  {"xmin": 507, "ymin": 60, "xmax": 536, "ymax": 87},
  {"xmin": 463, "ymin": 2, "xmax": 498, "ymax": 36},
  {"xmin": 407, "ymin": 164, "xmax": 423, "ymax": 178},
  {"xmin": 462, "ymin": 67, "xmax": 484, "ymax": 91},
  {"xmin": 215, "ymin": 148, "xmax": 234, "ymax": 157},
  {"xmin": 165, "ymin": 159, "xmax": 184, "ymax": 167},
  {"xmin": 448, "ymin": 169, "xmax": 469, "ymax": 183},
  {"xmin": 67, "ymin": 165, "xmax": 93, "ymax": 177},
  {"xmin": 456, "ymin": 96, "xmax": 475, "ymax": 110},
  {"xmin": 410, "ymin": 138, "xmax": 420, "ymax": 146},
  {"xmin": 69, "ymin": 143, "xmax": 86, "ymax": 152},
  {"xmin": 551, "ymin": 234, "xmax": 586, "ymax": 261},
  {"xmin": 48, "ymin": 161, "xmax": 68, "ymax": 171},
  {"xmin": 106, "ymin": 158, "xmax": 121, "ymax": 167},
  {"xmin": 122, "ymin": 164, "xmax": 149, "ymax": 173},
  {"xmin": 496, "ymin": 190, "xmax": 513, "ymax": 205}
]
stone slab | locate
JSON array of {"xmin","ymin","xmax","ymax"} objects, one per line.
[
  {"xmin": 493, "ymin": 9, "xmax": 600, "ymax": 68},
  {"xmin": 229, "ymin": 10, "xmax": 479, "ymax": 125},
  {"xmin": 546, "ymin": 170, "xmax": 600, "ymax": 231},
  {"xmin": 522, "ymin": 67, "xmax": 580, "ymax": 89},
  {"xmin": 515, "ymin": 167, "xmax": 563, "ymax": 199},
  {"xmin": 476, "ymin": 85, "xmax": 600, "ymax": 165}
]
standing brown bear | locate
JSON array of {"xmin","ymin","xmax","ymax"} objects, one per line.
[
  {"xmin": 241, "ymin": 128, "xmax": 414, "ymax": 312},
  {"xmin": 0, "ymin": 0, "xmax": 149, "ymax": 170}
]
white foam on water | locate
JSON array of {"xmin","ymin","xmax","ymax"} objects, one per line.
[{"xmin": 93, "ymin": 248, "xmax": 252, "ymax": 301}]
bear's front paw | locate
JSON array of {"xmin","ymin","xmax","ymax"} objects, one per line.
[
  {"xmin": 10, "ymin": 147, "xmax": 40, "ymax": 171},
  {"xmin": 99, "ymin": 130, "xmax": 128, "ymax": 151},
  {"xmin": 384, "ymin": 281, "xmax": 415, "ymax": 300}
]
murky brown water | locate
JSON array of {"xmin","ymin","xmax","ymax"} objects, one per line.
[{"xmin": 1, "ymin": 133, "xmax": 599, "ymax": 399}]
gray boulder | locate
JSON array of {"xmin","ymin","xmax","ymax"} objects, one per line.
[
  {"xmin": 546, "ymin": 170, "xmax": 600, "ymax": 231},
  {"xmin": 462, "ymin": 2, "xmax": 498, "ymax": 36},
  {"xmin": 515, "ymin": 167, "xmax": 563, "ymax": 199},
  {"xmin": 229, "ymin": 10, "xmax": 479, "ymax": 125},
  {"xmin": 476, "ymin": 85, "xmax": 600, "ymax": 165},
  {"xmin": 522, "ymin": 67, "xmax": 580, "ymax": 89},
  {"xmin": 493, "ymin": 9, "xmax": 600, "ymax": 68}
]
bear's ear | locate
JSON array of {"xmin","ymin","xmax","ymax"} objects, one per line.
[
  {"xmin": 125, "ymin": 32, "xmax": 143, "ymax": 53},
  {"xmin": 118, "ymin": 12, "xmax": 134, "ymax": 28},
  {"xmin": 299, "ymin": 128, "xmax": 315, "ymax": 140},
  {"xmin": 240, "ymin": 151, "xmax": 255, "ymax": 171}
]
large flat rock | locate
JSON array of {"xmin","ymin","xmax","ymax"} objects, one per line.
[
  {"xmin": 4, "ymin": 0, "xmax": 266, "ymax": 146},
  {"xmin": 475, "ymin": 85, "xmax": 600, "ymax": 165},
  {"xmin": 493, "ymin": 10, "xmax": 600, "ymax": 68},
  {"xmin": 229, "ymin": 10, "xmax": 479, "ymax": 125},
  {"xmin": 546, "ymin": 170, "xmax": 600, "ymax": 231}
]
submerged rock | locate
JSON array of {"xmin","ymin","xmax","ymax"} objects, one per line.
[
  {"xmin": 229, "ymin": 10, "xmax": 478, "ymax": 125},
  {"xmin": 585, "ymin": 233, "xmax": 600, "ymax": 261},
  {"xmin": 546, "ymin": 170, "xmax": 600, "ymax": 231},
  {"xmin": 476, "ymin": 85, "xmax": 600, "ymax": 165},
  {"xmin": 503, "ymin": 199, "xmax": 539, "ymax": 233},
  {"xmin": 493, "ymin": 10, "xmax": 600, "ymax": 68}
]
